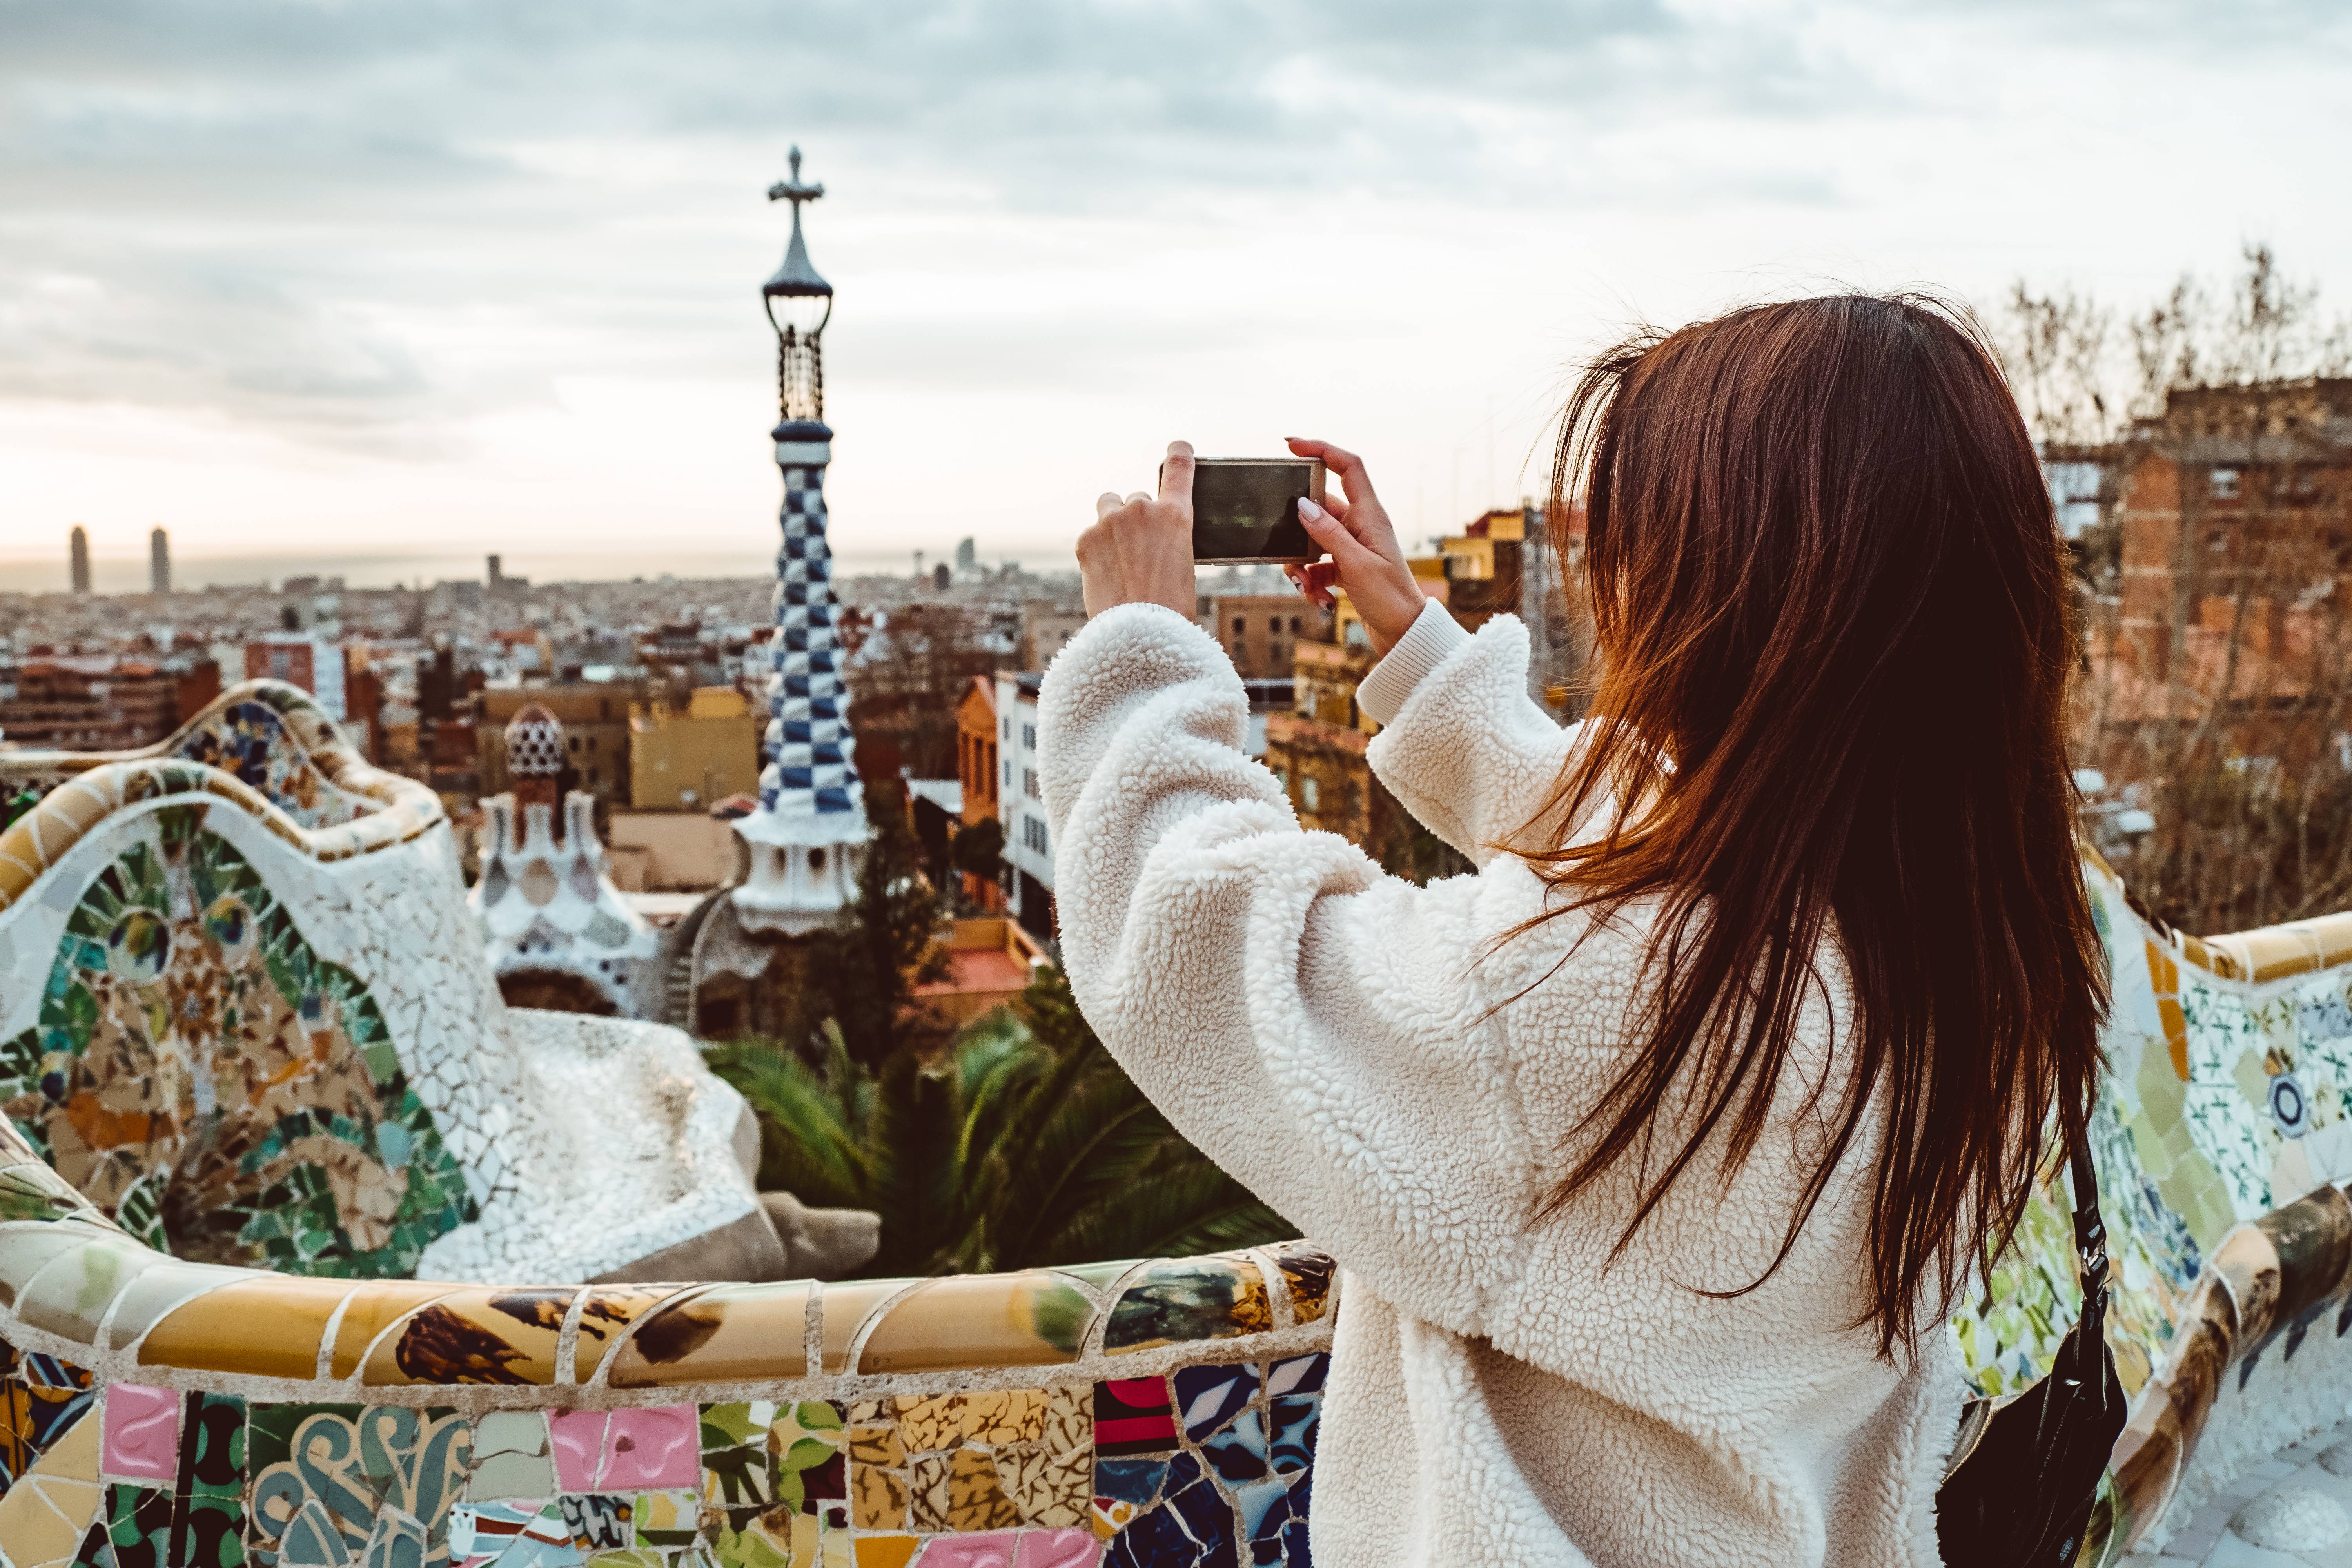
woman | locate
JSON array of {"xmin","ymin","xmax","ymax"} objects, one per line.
[{"xmin": 1043, "ymin": 295, "xmax": 2106, "ymax": 1566}]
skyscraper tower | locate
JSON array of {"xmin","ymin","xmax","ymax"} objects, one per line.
[
  {"xmin": 731, "ymin": 147, "xmax": 869, "ymax": 935},
  {"xmin": 69, "ymin": 527, "xmax": 90, "ymax": 595},
  {"xmin": 150, "ymin": 528, "xmax": 171, "ymax": 595}
]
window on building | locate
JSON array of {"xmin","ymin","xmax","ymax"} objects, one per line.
[
  {"xmin": 1023, "ymin": 722, "xmax": 1037, "ymax": 750},
  {"xmin": 1301, "ymin": 777, "xmax": 1319, "ymax": 810},
  {"xmin": 1289, "ymin": 616, "xmax": 1301, "ymax": 633},
  {"xmin": 1274, "ymin": 768, "xmax": 1289, "ymax": 791},
  {"xmin": 1233, "ymin": 642, "xmax": 1246, "ymax": 660},
  {"xmin": 1024, "ymin": 768, "xmax": 1040, "ymax": 800},
  {"xmin": 2212, "ymin": 467, "xmax": 2241, "ymax": 499},
  {"xmin": 1233, "ymin": 617, "xmax": 1246, "ymax": 634},
  {"xmin": 1269, "ymin": 617, "xmax": 1280, "ymax": 632}
]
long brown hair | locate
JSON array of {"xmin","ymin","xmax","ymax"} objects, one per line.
[{"xmin": 1524, "ymin": 294, "xmax": 2107, "ymax": 1355}]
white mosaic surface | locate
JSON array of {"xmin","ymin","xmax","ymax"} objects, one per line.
[
  {"xmin": 470, "ymin": 792, "xmax": 661, "ymax": 1018},
  {"xmin": 2149, "ymin": 1412, "xmax": 2352, "ymax": 1565},
  {"xmin": 0, "ymin": 791, "xmax": 759, "ymax": 1282}
]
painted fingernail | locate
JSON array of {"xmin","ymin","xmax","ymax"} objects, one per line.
[{"xmin": 1297, "ymin": 498, "xmax": 1327, "ymax": 524}]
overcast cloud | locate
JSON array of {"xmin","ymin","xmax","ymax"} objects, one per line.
[{"xmin": 3, "ymin": 0, "xmax": 2349, "ymax": 584}]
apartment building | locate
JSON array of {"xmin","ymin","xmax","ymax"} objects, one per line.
[{"xmin": 994, "ymin": 671, "xmax": 1054, "ymax": 942}]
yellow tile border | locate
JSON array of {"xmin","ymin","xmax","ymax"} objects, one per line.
[{"xmin": 0, "ymin": 679, "xmax": 445, "ymax": 915}]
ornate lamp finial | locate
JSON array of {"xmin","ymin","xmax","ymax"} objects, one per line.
[{"xmin": 762, "ymin": 147, "xmax": 833, "ymax": 421}]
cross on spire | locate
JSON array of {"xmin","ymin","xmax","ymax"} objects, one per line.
[{"xmin": 767, "ymin": 145, "xmax": 824, "ymax": 209}]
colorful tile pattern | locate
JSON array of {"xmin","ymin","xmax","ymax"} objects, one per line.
[
  {"xmin": 1, "ymin": 673, "xmax": 777, "ymax": 1289},
  {"xmin": 0, "ymin": 1267, "xmax": 1325, "ymax": 1568},
  {"xmin": 0, "ymin": 806, "xmax": 476, "ymax": 1278},
  {"xmin": 34, "ymin": 845, "xmax": 2352, "ymax": 1563}
]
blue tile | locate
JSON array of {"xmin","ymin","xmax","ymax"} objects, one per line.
[
  {"xmin": 1095, "ymin": 1457, "xmax": 1171, "ymax": 1507},
  {"xmin": 1234, "ymin": 1475, "xmax": 1292, "ymax": 1543},
  {"xmin": 1268, "ymin": 1394, "xmax": 1319, "ymax": 1476},
  {"xmin": 1165, "ymin": 1463, "xmax": 1240, "ymax": 1568},
  {"xmin": 1172, "ymin": 1363, "xmax": 1256, "ymax": 1442},
  {"xmin": 1263, "ymin": 1354, "xmax": 1326, "ymax": 1399},
  {"xmin": 1201, "ymin": 1411, "xmax": 1268, "ymax": 1486}
]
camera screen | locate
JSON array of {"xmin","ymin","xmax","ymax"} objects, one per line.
[{"xmin": 1191, "ymin": 461, "xmax": 1319, "ymax": 562}]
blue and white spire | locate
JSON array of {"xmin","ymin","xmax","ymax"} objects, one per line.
[{"xmin": 733, "ymin": 147, "xmax": 870, "ymax": 935}]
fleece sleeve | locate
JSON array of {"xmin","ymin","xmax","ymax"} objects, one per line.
[
  {"xmin": 1363, "ymin": 612, "xmax": 1585, "ymax": 869},
  {"xmin": 1037, "ymin": 602, "xmax": 1535, "ymax": 1332}
]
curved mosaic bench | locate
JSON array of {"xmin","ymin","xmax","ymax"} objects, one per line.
[
  {"xmin": 0, "ymin": 683, "xmax": 768, "ymax": 1285},
  {"xmin": 0, "ymin": 1124, "xmax": 1339, "ymax": 1568},
  {"xmin": 1954, "ymin": 858, "xmax": 2352, "ymax": 1560},
  {"xmin": 19, "ymin": 716, "xmax": 2352, "ymax": 1564}
]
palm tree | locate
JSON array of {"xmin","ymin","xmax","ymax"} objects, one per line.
[{"xmin": 706, "ymin": 966, "xmax": 1294, "ymax": 1278}]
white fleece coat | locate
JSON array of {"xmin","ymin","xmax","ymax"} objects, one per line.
[{"xmin": 1038, "ymin": 601, "xmax": 1960, "ymax": 1568}]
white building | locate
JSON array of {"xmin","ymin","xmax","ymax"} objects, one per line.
[{"xmin": 994, "ymin": 671, "xmax": 1054, "ymax": 942}]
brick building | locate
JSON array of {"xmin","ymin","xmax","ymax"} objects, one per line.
[
  {"xmin": 1264, "ymin": 504, "xmax": 1571, "ymax": 879},
  {"xmin": 0, "ymin": 655, "xmax": 219, "ymax": 751},
  {"xmin": 1200, "ymin": 593, "xmax": 1324, "ymax": 680},
  {"xmin": 2087, "ymin": 379, "xmax": 2352, "ymax": 769}
]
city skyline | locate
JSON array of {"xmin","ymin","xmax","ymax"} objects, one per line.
[{"xmin": 4, "ymin": 1, "xmax": 2349, "ymax": 578}]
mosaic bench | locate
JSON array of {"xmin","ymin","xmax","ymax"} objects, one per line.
[
  {"xmin": 0, "ymin": 682, "xmax": 773, "ymax": 1285},
  {"xmin": 0, "ymin": 1126, "xmax": 1338, "ymax": 1568}
]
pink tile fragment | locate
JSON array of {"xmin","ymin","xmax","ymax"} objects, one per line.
[
  {"xmin": 598, "ymin": 1404, "xmax": 700, "ymax": 1490},
  {"xmin": 101, "ymin": 1383, "xmax": 180, "ymax": 1483},
  {"xmin": 1014, "ymin": 1528, "xmax": 1102, "ymax": 1568},
  {"xmin": 918, "ymin": 1531, "xmax": 1020, "ymax": 1568},
  {"xmin": 546, "ymin": 1409, "xmax": 607, "ymax": 1492}
]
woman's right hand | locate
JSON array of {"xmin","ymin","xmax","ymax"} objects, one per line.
[{"xmin": 1283, "ymin": 437, "xmax": 1430, "ymax": 658}]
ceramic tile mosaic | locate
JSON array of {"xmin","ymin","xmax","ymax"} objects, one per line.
[
  {"xmin": 0, "ymin": 679, "xmax": 775, "ymax": 1286},
  {"xmin": 33, "ymin": 713, "xmax": 2352, "ymax": 1565},
  {"xmin": 0, "ymin": 804, "xmax": 476, "ymax": 1276},
  {"xmin": 470, "ymin": 785, "xmax": 658, "ymax": 1020},
  {"xmin": 0, "ymin": 1220, "xmax": 1343, "ymax": 1568}
]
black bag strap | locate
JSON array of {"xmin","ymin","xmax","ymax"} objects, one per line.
[{"xmin": 2066, "ymin": 1128, "xmax": 2109, "ymax": 1319}]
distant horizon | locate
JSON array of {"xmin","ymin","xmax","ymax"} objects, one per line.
[{"xmin": 0, "ymin": 542, "xmax": 1078, "ymax": 598}]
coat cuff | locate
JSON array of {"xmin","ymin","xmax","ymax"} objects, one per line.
[{"xmin": 1355, "ymin": 598, "xmax": 1472, "ymax": 727}]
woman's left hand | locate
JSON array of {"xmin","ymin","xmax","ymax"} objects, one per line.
[{"xmin": 1078, "ymin": 440, "xmax": 1198, "ymax": 619}]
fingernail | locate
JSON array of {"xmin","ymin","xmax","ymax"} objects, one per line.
[{"xmin": 1297, "ymin": 498, "xmax": 1326, "ymax": 524}]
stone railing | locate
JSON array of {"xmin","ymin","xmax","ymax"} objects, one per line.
[
  {"xmin": 15, "ymin": 686, "xmax": 2352, "ymax": 1561},
  {"xmin": 0, "ymin": 1124, "xmax": 1335, "ymax": 1568}
]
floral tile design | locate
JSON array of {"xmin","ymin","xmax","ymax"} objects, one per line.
[
  {"xmin": 0, "ymin": 808, "xmax": 475, "ymax": 1278},
  {"xmin": 245, "ymin": 1405, "xmax": 469, "ymax": 1568}
]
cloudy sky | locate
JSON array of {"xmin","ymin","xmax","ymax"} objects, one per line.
[{"xmin": 2, "ymin": 0, "xmax": 2348, "ymax": 591}]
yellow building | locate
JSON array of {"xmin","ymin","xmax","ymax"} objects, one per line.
[{"xmin": 629, "ymin": 686, "xmax": 762, "ymax": 810}]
